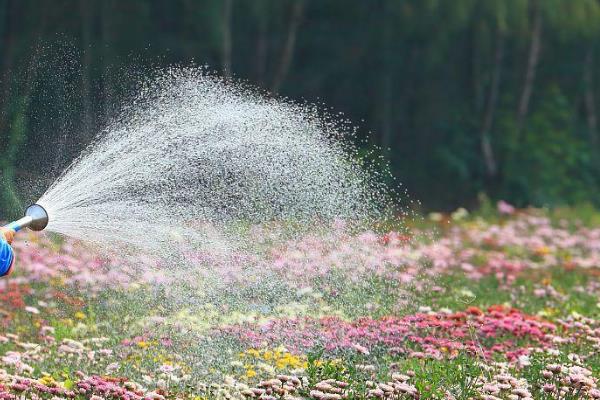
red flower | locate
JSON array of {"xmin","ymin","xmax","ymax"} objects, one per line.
[{"xmin": 466, "ymin": 306, "xmax": 484, "ymax": 316}]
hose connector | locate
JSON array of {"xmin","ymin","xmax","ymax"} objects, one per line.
[{"xmin": 5, "ymin": 204, "xmax": 49, "ymax": 232}]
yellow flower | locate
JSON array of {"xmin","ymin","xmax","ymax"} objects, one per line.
[
  {"xmin": 74, "ymin": 311, "xmax": 86, "ymax": 320},
  {"xmin": 244, "ymin": 349, "xmax": 260, "ymax": 358},
  {"xmin": 542, "ymin": 277, "xmax": 552, "ymax": 286},
  {"xmin": 50, "ymin": 277, "xmax": 66, "ymax": 286},
  {"xmin": 137, "ymin": 341, "xmax": 150, "ymax": 349},
  {"xmin": 39, "ymin": 375, "xmax": 56, "ymax": 387},
  {"xmin": 534, "ymin": 246, "xmax": 551, "ymax": 256},
  {"xmin": 274, "ymin": 352, "xmax": 306, "ymax": 369},
  {"xmin": 246, "ymin": 369, "xmax": 256, "ymax": 378},
  {"xmin": 240, "ymin": 348, "xmax": 308, "ymax": 373},
  {"xmin": 538, "ymin": 307, "xmax": 557, "ymax": 318}
]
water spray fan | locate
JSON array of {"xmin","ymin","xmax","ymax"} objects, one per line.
[{"xmin": 4, "ymin": 204, "xmax": 49, "ymax": 232}]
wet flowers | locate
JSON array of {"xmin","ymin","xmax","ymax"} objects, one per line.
[{"xmin": 0, "ymin": 204, "xmax": 600, "ymax": 398}]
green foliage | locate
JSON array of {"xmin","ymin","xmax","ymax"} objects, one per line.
[
  {"xmin": 0, "ymin": 96, "xmax": 29, "ymax": 219},
  {"xmin": 499, "ymin": 86, "xmax": 598, "ymax": 206},
  {"xmin": 2, "ymin": 0, "xmax": 600, "ymax": 212}
]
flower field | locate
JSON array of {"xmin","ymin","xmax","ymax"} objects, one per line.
[{"xmin": 1, "ymin": 203, "xmax": 600, "ymax": 399}]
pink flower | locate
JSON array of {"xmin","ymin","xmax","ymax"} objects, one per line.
[
  {"xmin": 497, "ymin": 200, "xmax": 515, "ymax": 215},
  {"xmin": 24, "ymin": 306, "xmax": 39, "ymax": 314},
  {"xmin": 352, "ymin": 343, "xmax": 370, "ymax": 355}
]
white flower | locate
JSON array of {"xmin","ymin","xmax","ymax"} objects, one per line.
[
  {"xmin": 428, "ymin": 212, "xmax": 443, "ymax": 222},
  {"xmin": 40, "ymin": 326, "xmax": 55, "ymax": 335},
  {"xmin": 158, "ymin": 364, "xmax": 176, "ymax": 374},
  {"xmin": 296, "ymin": 287, "xmax": 313, "ymax": 297},
  {"xmin": 106, "ymin": 362, "xmax": 119, "ymax": 373},
  {"xmin": 517, "ymin": 355, "xmax": 531, "ymax": 367},
  {"xmin": 451, "ymin": 207, "xmax": 469, "ymax": 221}
]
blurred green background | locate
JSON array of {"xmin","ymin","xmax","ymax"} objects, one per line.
[{"xmin": 1, "ymin": 0, "xmax": 600, "ymax": 217}]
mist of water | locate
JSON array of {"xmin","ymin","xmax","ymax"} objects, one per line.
[
  {"xmin": 26, "ymin": 66, "xmax": 413, "ymax": 381},
  {"xmin": 36, "ymin": 67, "xmax": 393, "ymax": 256}
]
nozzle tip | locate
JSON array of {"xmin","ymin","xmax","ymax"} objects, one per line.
[{"xmin": 24, "ymin": 204, "xmax": 49, "ymax": 231}]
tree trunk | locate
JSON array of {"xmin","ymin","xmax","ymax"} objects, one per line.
[
  {"xmin": 101, "ymin": 0, "xmax": 113, "ymax": 121},
  {"xmin": 255, "ymin": 1, "xmax": 268, "ymax": 85},
  {"xmin": 480, "ymin": 28, "xmax": 504, "ymax": 178},
  {"xmin": 271, "ymin": 0, "xmax": 305, "ymax": 93},
  {"xmin": 584, "ymin": 47, "xmax": 598, "ymax": 154},
  {"xmin": 80, "ymin": 0, "xmax": 93, "ymax": 138},
  {"xmin": 470, "ymin": 18, "xmax": 484, "ymax": 114},
  {"xmin": 516, "ymin": 0, "xmax": 542, "ymax": 134},
  {"xmin": 0, "ymin": 0, "xmax": 16, "ymax": 138},
  {"xmin": 221, "ymin": 0, "xmax": 233, "ymax": 78},
  {"xmin": 380, "ymin": 0, "xmax": 393, "ymax": 155}
]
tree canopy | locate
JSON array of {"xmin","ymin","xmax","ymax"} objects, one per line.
[{"xmin": 1, "ymin": 0, "xmax": 600, "ymax": 217}]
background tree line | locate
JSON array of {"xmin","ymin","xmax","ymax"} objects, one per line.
[{"xmin": 2, "ymin": 0, "xmax": 600, "ymax": 218}]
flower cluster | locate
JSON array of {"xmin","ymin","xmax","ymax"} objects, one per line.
[
  {"xmin": 365, "ymin": 373, "xmax": 418, "ymax": 399},
  {"xmin": 220, "ymin": 305, "xmax": 556, "ymax": 360},
  {"xmin": 540, "ymin": 364, "xmax": 599, "ymax": 398},
  {"xmin": 241, "ymin": 375, "xmax": 303, "ymax": 400}
]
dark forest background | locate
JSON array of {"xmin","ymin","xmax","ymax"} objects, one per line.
[{"xmin": 2, "ymin": 0, "xmax": 600, "ymax": 218}]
